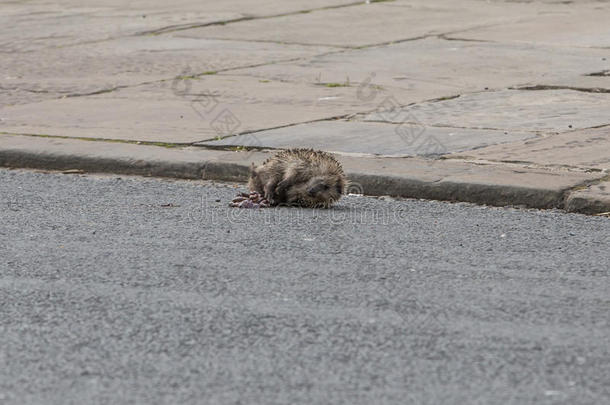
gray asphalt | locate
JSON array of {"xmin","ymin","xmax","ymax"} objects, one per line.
[{"xmin": 0, "ymin": 168, "xmax": 608, "ymax": 405}]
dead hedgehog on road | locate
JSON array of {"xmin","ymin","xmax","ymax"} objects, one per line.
[{"xmin": 243, "ymin": 149, "xmax": 346, "ymax": 208}]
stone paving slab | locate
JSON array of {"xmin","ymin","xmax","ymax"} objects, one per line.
[
  {"xmin": 1, "ymin": 36, "xmax": 336, "ymax": 106},
  {"xmin": 221, "ymin": 38, "xmax": 609, "ymax": 97},
  {"xmin": 363, "ymin": 89, "xmax": 610, "ymax": 133},
  {"xmin": 198, "ymin": 121, "xmax": 537, "ymax": 157},
  {"xmin": 451, "ymin": 5, "xmax": 610, "ymax": 48},
  {"xmin": 1, "ymin": 134, "xmax": 605, "ymax": 212},
  {"xmin": 0, "ymin": 77, "xmax": 403, "ymax": 143},
  {"xmin": 178, "ymin": 0, "xmax": 552, "ymax": 48},
  {"xmin": 446, "ymin": 125, "xmax": 610, "ymax": 172},
  {"xmin": 565, "ymin": 180, "xmax": 610, "ymax": 215}
]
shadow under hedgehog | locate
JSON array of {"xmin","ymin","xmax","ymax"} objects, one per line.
[{"xmin": 248, "ymin": 148, "xmax": 347, "ymax": 208}]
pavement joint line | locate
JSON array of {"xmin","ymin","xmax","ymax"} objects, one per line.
[
  {"xmin": 0, "ymin": 85, "xmax": 60, "ymax": 95},
  {"xmin": 587, "ymin": 70, "xmax": 610, "ymax": 77},
  {"xmin": 540, "ymin": 122, "xmax": 610, "ymax": 134},
  {"xmin": 192, "ymin": 113, "xmax": 358, "ymax": 144},
  {"xmin": 437, "ymin": 34, "xmax": 493, "ymax": 43},
  {"xmin": 64, "ymin": 85, "xmax": 130, "ymax": 98},
  {"xmin": 360, "ymin": 117, "xmax": 610, "ymax": 137},
  {"xmin": 185, "ymin": 36, "xmax": 356, "ymax": 49},
  {"xmin": 441, "ymin": 156, "xmax": 605, "ymax": 174},
  {"xmin": 174, "ymin": 36, "xmax": 350, "ymax": 50},
  {"xmin": 188, "ymin": 54, "xmax": 335, "ymax": 77},
  {"xmin": 138, "ymin": 0, "xmax": 398, "ymax": 36},
  {"xmin": 436, "ymin": 15, "xmax": 547, "ymax": 41},
  {"xmin": 0, "ymin": 132, "xmax": 193, "ymax": 149},
  {"xmin": 512, "ymin": 85, "xmax": 610, "ymax": 94},
  {"xmin": 177, "ymin": 33, "xmax": 438, "ymax": 50},
  {"xmin": 2, "ymin": 33, "xmax": 143, "ymax": 55},
  {"xmin": 0, "ymin": 130, "xmax": 326, "ymax": 156},
  {"xmin": 350, "ymin": 34, "xmax": 434, "ymax": 50},
  {"xmin": 352, "ymin": 118, "xmax": 546, "ymax": 135}
]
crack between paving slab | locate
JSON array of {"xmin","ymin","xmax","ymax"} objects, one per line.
[
  {"xmin": 441, "ymin": 155, "xmax": 605, "ymax": 174},
  {"xmin": 336, "ymin": 93, "xmax": 468, "ymax": 121},
  {"xmin": 0, "ymin": 85, "xmax": 60, "ymax": 95},
  {"xmin": 64, "ymin": 85, "xmax": 130, "ymax": 98},
  {"xmin": 0, "ymin": 129, "xmax": 375, "ymax": 159},
  {"xmin": 51, "ymin": 78, "xmax": 168, "ymax": 99},
  {"xmin": 182, "ymin": 26, "xmax": 515, "ymax": 53},
  {"xmin": 137, "ymin": 0, "xmax": 397, "ymax": 36},
  {"xmin": 433, "ymin": 15, "xmax": 549, "ymax": 42},
  {"xmin": 187, "ymin": 33, "xmax": 436, "ymax": 51},
  {"xmin": 352, "ymin": 115, "xmax": 588, "ymax": 136},
  {"xmin": 586, "ymin": 70, "xmax": 610, "ymax": 77},
  {"xmin": 439, "ymin": 37, "xmax": 610, "ymax": 52},
  {"xmin": 437, "ymin": 34, "xmax": 492, "ymax": 43},
  {"xmin": 0, "ymin": 132, "xmax": 193, "ymax": 149},
  {"xmin": 0, "ymin": 128, "xmax": 378, "ymax": 160},
  {"xmin": 513, "ymin": 85, "xmax": 610, "ymax": 94},
  {"xmin": 179, "ymin": 36, "xmax": 357, "ymax": 49},
  {"xmin": 182, "ymin": 51, "xmax": 349, "ymax": 77},
  {"xmin": 192, "ymin": 113, "xmax": 355, "ymax": 144},
  {"xmin": 354, "ymin": 117, "xmax": 546, "ymax": 134},
  {"xmin": 580, "ymin": 123, "xmax": 610, "ymax": 130}
]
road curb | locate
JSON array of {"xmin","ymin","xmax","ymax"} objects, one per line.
[
  {"xmin": 347, "ymin": 172, "xmax": 563, "ymax": 210},
  {"xmin": 564, "ymin": 178, "xmax": 610, "ymax": 215},
  {"xmin": 1, "ymin": 134, "xmax": 608, "ymax": 215}
]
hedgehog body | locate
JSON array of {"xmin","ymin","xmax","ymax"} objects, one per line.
[{"xmin": 248, "ymin": 149, "xmax": 346, "ymax": 208}]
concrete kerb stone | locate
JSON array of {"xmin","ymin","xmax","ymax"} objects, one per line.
[
  {"xmin": 0, "ymin": 134, "xmax": 253, "ymax": 182},
  {"xmin": 347, "ymin": 173, "xmax": 562, "ymax": 210},
  {"xmin": 0, "ymin": 134, "xmax": 607, "ymax": 214},
  {"xmin": 564, "ymin": 179, "xmax": 610, "ymax": 216}
]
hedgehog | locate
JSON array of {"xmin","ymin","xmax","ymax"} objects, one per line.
[{"xmin": 247, "ymin": 148, "xmax": 346, "ymax": 208}]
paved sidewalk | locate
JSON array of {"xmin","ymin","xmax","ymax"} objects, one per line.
[{"xmin": 1, "ymin": 0, "xmax": 609, "ymax": 214}]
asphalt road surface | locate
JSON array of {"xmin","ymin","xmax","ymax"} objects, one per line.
[{"xmin": 1, "ymin": 168, "xmax": 608, "ymax": 405}]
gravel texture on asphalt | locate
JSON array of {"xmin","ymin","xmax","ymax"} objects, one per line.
[{"xmin": 1, "ymin": 168, "xmax": 608, "ymax": 405}]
